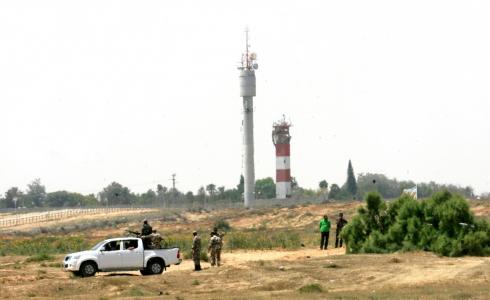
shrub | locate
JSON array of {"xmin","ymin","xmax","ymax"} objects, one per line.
[
  {"xmin": 298, "ymin": 283, "xmax": 323, "ymax": 293},
  {"xmin": 342, "ymin": 191, "xmax": 490, "ymax": 256},
  {"xmin": 214, "ymin": 219, "xmax": 231, "ymax": 231},
  {"xmin": 26, "ymin": 253, "xmax": 54, "ymax": 262}
]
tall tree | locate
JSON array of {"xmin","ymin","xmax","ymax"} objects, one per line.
[
  {"xmin": 2, "ymin": 187, "xmax": 22, "ymax": 208},
  {"xmin": 46, "ymin": 191, "xmax": 84, "ymax": 207},
  {"xmin": 319, "ymin": 180, "xmax": 328, "ymax": 200},
  {"xmin": 255, "ymin": 177, "xmax": 276, "ymax": 199},
  {"xmin": 99, "ymin": 182, "xmax": 134, "ymax": 205},
  {"xmin": 206, "ymin": 184, "xmax": 217, "ymax": 200},
  {"xmin": 237, "ymin": 175, "xmax": 244, "ymax": 195},
  {"xmin": 24, "ymin": 179, "xmax": 46, "ymax": 207},
  {"xmin": 345, "ymin": 160, "xmax": 358, "ymax": 197},
  {"xmin": 328, "ymin": 184, "xmax": 342, "ymax": 199}
]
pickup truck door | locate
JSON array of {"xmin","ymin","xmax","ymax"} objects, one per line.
[
  {"xmin": 98, "ymin": 240, "xmax": 122, "ymax": 270},
  {"xmin": 121, "ymin": 239, "xmax": 143, "ymax": 268}
]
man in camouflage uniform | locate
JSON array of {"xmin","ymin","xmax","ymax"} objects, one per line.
[
  {"xmin": 191, "ymin": 231, "xmax": 202, "ymax": 271},
  {"xmin": 148, "ymin": 229, "xmax": 163, "ymax": 249},
  {"xmin": 207, "ymin": 232, "xmax": 221, "ymax": 267},
  {"xmin": 211, "ymin": 227, "xmax": 224, "ymax": 264}
]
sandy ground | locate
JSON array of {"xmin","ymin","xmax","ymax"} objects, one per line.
[{"xmin": 0, "ymin": 248, "xmax": 489, "ymax": 299}]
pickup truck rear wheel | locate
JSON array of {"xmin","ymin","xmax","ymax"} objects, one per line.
[
  {"xmin": 147, "ymin": 259, "xmax": 164, "ymax": 275},
  {"xmin": 80, "ymin": 261, "xmax": 97, "ymax": 277}
]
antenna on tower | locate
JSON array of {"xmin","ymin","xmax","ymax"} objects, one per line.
[{"xmin": 241, "ymin": 27, "xmax": 258, "ymax": 70}]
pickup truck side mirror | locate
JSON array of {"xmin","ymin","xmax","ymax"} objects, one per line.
[{"xmin": 100, "ymin": 246, "xmax": 106, "ymax": 252}]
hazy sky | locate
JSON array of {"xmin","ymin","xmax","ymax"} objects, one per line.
[{"xmin": 1, "ymin": 1, "xmax": 489, "ymax": 196}]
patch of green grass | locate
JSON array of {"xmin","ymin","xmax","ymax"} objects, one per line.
[
  {"xmin": 191, "ymin": 279, "xmax": 200, "ymax": 286},
  {"xmin": 128, "ymin": 287, "xmax": 145, "ymax": 297},
  {"xmin": 182, "ymin": 250, "xmax": 209, "ymax": 262},
  {"xmin": 26, "ymin": 253, "xmax": 54, "ymax": 262},
  {"xmin": 298, "ymin": 283, "xmax": 323, "ymax": 294},
  {"xmin": 0, "ymin": 236, "xmax": 87, "ymax": 256}
]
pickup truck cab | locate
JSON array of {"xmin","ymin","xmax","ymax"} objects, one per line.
[{"xmin": 63, "ymin": 237, "xmax": 181, "ymax": 277}]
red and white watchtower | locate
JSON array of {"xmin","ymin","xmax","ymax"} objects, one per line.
[{"xmin": 272, "ymin": 117, "xmax": 292, "ymax": 199}]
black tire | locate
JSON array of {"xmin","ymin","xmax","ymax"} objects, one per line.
[
  {"xmin": 80, "ymin": 261, "xmax": 97, "ymax": 277},
  {"xmin": 146, "ymin": 259, "xmax": 164, "ymax": 275},
  {"xmin": 140, "ymin": 269, "xmax": 149, "ymax": 276}
]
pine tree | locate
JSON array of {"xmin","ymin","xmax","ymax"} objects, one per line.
[{"xmin": 346, "ymin": 160, "xmax": 358, "ymax": 197}]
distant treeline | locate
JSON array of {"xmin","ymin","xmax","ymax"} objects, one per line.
[{"xmin": 0, "ymin": 174, "xmax": 479, "ymax": 210}]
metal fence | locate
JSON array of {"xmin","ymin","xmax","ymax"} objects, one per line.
[
  {"xmin": 0, "ymin": 197, "xmax": 330, "ymax": 228},
  {"xmin": 0, "ymin": 207, "xmax": 147, "ymax": 228}
]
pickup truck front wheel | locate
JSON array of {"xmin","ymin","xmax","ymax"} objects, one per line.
[
  {"xmin": 146, "ymin": 259, "xmax": 164, "ymax": 275},
  {"xmin": 80, "ymin": 261, "xmax": 97, "ymax": 277}
]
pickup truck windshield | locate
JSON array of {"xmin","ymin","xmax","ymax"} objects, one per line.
[{"xmin": 91, "ymin": 241, "xmax": 105, "ymax": 250}]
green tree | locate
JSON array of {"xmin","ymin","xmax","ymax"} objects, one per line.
[
  {"xmin": 139, "ymin": 189, "xmax": 157, "ymax": 205},
  {"xmin": 237, "ymin": 175, "xmax": 244, "ymax": 195},
  {"xmin": 206, "ymin": 184, "xmax": 217, "ymax": 199},
  {"xmin": 328, "ymin": 184, "xmax": 341, "ymax": 200},
  {"xmin": 185, "ymin": 191, "xmax": 194, "ymax": 201},
  {"xmin": 2, "ymin": 187, "xmax": 23, "ymax": 208},
  {"xmin": 46, "ymin": 191, "xmax": 84, "ymax": 207},
  {"xmin": 23, "ymin": 179, "xmax": 46, "ymax": 207},
  {"xmin": 319, "ymin": 180, "xmax": 328, "ymax": 190},
  {"xmin": 319, "ymin": 180, "xmax": 328, "ymax": 200},
  {"xmin": 255, "ymin": 177, "xmax": 276, "ymax": 199},
  {"xmin": 81, "ymin": 194, "xmax": 98, "ymax": 206},
  {"xmin": 99, "ymin": 182, "xmax": 134, "ymax": 205},
  {"xmin": 345, "ymin": 160, "xmax": 357, "ymax": 197}
]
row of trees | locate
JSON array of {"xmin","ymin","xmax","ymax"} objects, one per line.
[
  {"xmin": 319, "ymin": 160, "xmax": 474, "ymax": 201},
  {"xmin": 0, "ymin": 176, "xmax": 276, "ymax": 209},
  {"xmin": 0, "ymin": 161, "xmax": 478, "ymax": 208}
]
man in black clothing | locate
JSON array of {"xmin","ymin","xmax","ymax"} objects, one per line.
[
  {"xmin": 335, "ymin": 213, "xmax": 348, "ymax": 248},
  {"xmin": 141, "ymin": 219, "xmax": 153, "ymax": 248}
]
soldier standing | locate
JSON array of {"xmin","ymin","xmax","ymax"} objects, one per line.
[
  {"xmin": 192, "ymin": 231, "xmax": 202, "ymax": 271},
  {"xmin": 335, "ymin": 213, "xmax": 348, "ymax": 248},
  {"xmin": 141, "ymin": 219, "xmax": 153, "ymax": 249},
  {"xmin": 141, "ymin": 219, "xmax": 152, "ymax": 235},
  {"xmin": 211, "ymin": 227, "xmax": 224, "ymax": 263},
  {"xmin": 208, "ymin": 232, "xmax": 221, "ymax": 267}
]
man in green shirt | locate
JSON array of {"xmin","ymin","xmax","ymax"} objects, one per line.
[{"xmin": 319, "ymin": 215, "xmax": 331, "ymax": 250}]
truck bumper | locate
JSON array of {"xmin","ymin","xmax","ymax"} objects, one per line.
[{"xmin": 63, "ymin": 260, "xmax": 80, "ymax": 271}]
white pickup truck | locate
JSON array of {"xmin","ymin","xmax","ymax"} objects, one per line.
[{"xmin": 63, "ymin": 237, "xmax": 181, "ymax": 277}]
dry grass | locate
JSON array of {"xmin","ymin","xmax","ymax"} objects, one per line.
[{"xmin": 0, "ymin": 200, "xmax": 488, "ymax": 299}]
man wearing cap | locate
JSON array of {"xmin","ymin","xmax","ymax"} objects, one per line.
[{"xmin": 191, "ymin": 231, "xmax": 202, "ymax": 271}]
